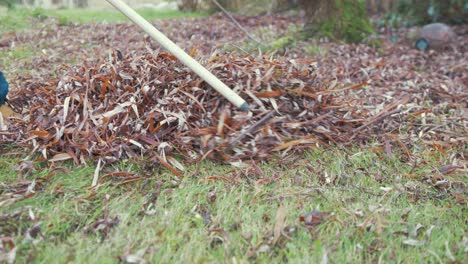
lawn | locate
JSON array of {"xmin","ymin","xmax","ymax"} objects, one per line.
[
  {"xmin": 0, "ymin": 7, "xmax": 205, "ymax": 34},
  {"xmin": 2, "ymin": 148, "xmax": 465, "ymax": 263},
  {"xmin": 0, "ymin": 7, "xmax": 466, "ymax": 264}
]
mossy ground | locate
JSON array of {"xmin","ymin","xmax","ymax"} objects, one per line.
[
  {"xmin": 264, "ymin": 0, "xmax": 374, "ymax": 52},
  {"xmin": 316, "ymin": 0, "xmax": 374, "ymax": 43}
]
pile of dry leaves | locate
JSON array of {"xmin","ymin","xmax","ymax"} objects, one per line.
[{"xmin": 3, "ymin": 49, "xmax": 377, "ymax": 167}]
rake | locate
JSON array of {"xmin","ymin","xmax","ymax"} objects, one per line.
[{"xmin": 106, "ymin": 0, "xmax": 249, "ymax": 111}]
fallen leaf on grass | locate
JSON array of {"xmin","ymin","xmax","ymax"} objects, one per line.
[
  {"xmin": 450, "ymin": 192, "xmax": 468, "ymax": 205},
  {"xmin": 24, "ymin": 224, "xmax": 43, "ymax": 243},
  {"xmin": 357, "ymin": 206, "xmax": 388, "ymax": 234},
  {"xmin": 154, "ymin": 155, "xmax": 183, "ymax": 178},
  {"xmin": 119, "ymin": 254, "xmax": 147, "ymax": 264},
  {"xmin": 48, "ymin": 153, "xmax": 73, "ymax": 162},
  {"xmin": 91, "ymin": 159, "xmax": 102, "ymax": 187},
  {"xmin": 208, "ymin": 228, "xmax": 231, "ymax": 249},
  {"xmin": 273, "ymin": 204, "xmax": 286, "ymax": 245},
  {"xmin": 116, "ymin": 177, "xmax": 144, "ymax": 186},
  {"xmin": 119, "ymin": 247, "xmax": 149, "ymax": 264},
  {"xmin": 368, "ymin": 239, "xmax": 386, "ymax": 253},
  {"xmin": 410, "ymin": 223, "xmax": 425, "ymax": 238},
  {"xmin": 425, "ymin": 225, "xmax": 435, "ymax": 237},
  {"xmin": 0, "ymin": 180, "xmax": 43, "ymax": 207},
  {"xmin": 207, "ymin": 191, "xmax": 217, "ymax": 203},
  {"xmin": 403, "ymin": 239, "xmax": 425, "ymax": 247},
  {"xmin": 445, "ymin": 241, "xmax": 456, "ymax": 262},
  {"xmin": 100, "ymin": 171, "xmax": 137, "ymax": 181},
  {"xmin": 0, "ymin": 237, "xmax": 16, "ymax": 264},
  {"xmin": 13, "ymin": 161, "xmax": 35, "ymax": 176},
  {"xmin": 272, "ymin": 137, "xmax": 321, "ymax": 151},
  {"xmin": 300, "ymin": 210, "xmax": 331, "ymax": 229},
  {"xmin": 200, "ymin": 175, "xmax": 233, "ymax": 184},
  {"xmin": 256, "ymin": 244, "xmax": 271, "ymax": 254},
  {"xmin": 84, "ymin": 195, "xmax": 118, "ymax": 240},
  {"xmin": 85, "ymin": 216, "xmax": 119, "ymax": 240},
  {"xmin": 462, "ymin": 237, "xmax": 468, "ymax": 253},
  {"xmin": 431, "ymin": 177, "xmax": 450, "ymax": 190},
  {"xmin": 438, "ymin": 165, "xmax": 463, "ymax": 175}
]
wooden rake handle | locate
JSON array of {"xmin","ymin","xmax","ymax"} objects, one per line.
[{"xmin": 106, "ymin": 0, "xmax": 249, "ymax": 111}]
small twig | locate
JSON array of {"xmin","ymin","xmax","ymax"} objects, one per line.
[
  {"xmin": 350, "ymin": 109, "xmax": 401, "ymax": 141},
  {"xmin": 350, "ymin": 96, "xmax": 410, "ymax": 139},
  {"xmin": 226, "ymin": 43, "xmax": 250, "ymax": 54},
  {"xmin": 227, "ymin": 109, "xmax": 277, "ymax": 149},
  {"xmin": 211, "ymin": 0, "xmax": 262, "ymax": 45},
  {"xmin": 408, "ymin": 159, "xmax": 418, "ymax": 175},
  {"xmin": 5, "ymin": 99, "xmax": 22, "ymax": 113}
]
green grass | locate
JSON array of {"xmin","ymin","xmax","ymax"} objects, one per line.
[
  {"xmin": 0, "ymin": 45, "xmax": 34, "ymax": 69},
  {"xmin": 45, "ymin": 9, "xmax": 204, "ymax": 23},
  {"xmin": 1, "ymin": 147, "xmax": 466, "ymax": 263},
  {"xmin": 0, "ymin": 7, "xmax": 33, "ymax": 34},
  {"xmin": 0, "ymin": 7, "xmax": 206, "ymax": 34},
  {"xmin": 51, "ymin": 8, "xmax": 206, "ymax": 24}
]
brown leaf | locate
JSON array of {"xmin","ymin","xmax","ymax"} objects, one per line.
[
  {"xmin": 155, "ymin": 154, "xmax": 183, "ymax": 178},
  {"xmin": 255, "ymin": 90, "xmax": 286, "ymax": 98},
  {"xmin": 300, "ymin": 210, "xmax": 331, "ymax": 227},
  {"xmin": 273, "ymin": 204, "xmax": 287, "ymax": 245},
  {"xmin": 30, "ymin": 130, "xmax": 52, "ymax": 139},
  {"xmin": 438, "ymin": 165, "xmax": 463, "ymax": 175},
  {"xmin": 207, "ymin": 191, "xmax": 217, "ymax": 203},
  {"xmin": 49, "ymin": 153, "xmax": 73, "ymax": 162}
]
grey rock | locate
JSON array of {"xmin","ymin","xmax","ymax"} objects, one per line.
[{"xmin": 416, "ymin": 23, "xmax": 456, "ymax": 50}]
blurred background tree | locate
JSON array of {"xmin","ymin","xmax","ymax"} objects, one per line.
[
  {"xmin": 176, "ymin": 0, "xmax": 467, "ymax": 45},
  {"xmin": 177, "ymin": 0, "xmax": 466, "ymax": 24},
  {"xmin": 73, "ymin": 0, "xmax": 88, "ymax": 8},
  {"xmin": 0, "ymin": 0, "xmax": 88, "ymax": 9},
  {"xmin": 178, "ymin": 0, "xmax": 298, "ymax": 14},
  {"xmin": 396, "ymin": 0, "xmax": 467, "ymax": 24},
  {"xmin": 0, "ymin": 0, "xmax": 16, "ymax": 8},
  {"xmin": 299, "ymin": 0, "xmax": 373, "ymax": 43},
  {"xmin": 4, "ymin": 0, "xmax": 466, "ymax": 25},
  {"xmin": 3, "ymin": 0, "xmax": 466, "ymax": 41},
  {"xmin": 178, "ymin": 0, "xmax": 199, "ymax": 11},
  {"xmin": 367, "ymin": 0, "xmax": 467, "ymax": 24}
]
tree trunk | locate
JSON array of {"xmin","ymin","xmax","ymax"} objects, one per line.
[
  {"xmin": 299, "ymin": 0, "xmax": 373, "ymax": 43},
  {"xmin": 398, "ymin": 0, "xmax": 467, "ymax": 25},
  {"xmin": 73, "ymin": 0, "xmax": 87, "ymax": 8},
  {"xmin": 367, "ymin": 0, "xmax": 396, "ymax": 15},
  {"xmin": 178, "ymin": 0, "xmax": 200, "ymax": 11},
  {"xmin": 300, "ymin": 0, "xmax": 333, "ymax": 35}
]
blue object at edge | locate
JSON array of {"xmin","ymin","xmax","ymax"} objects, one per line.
[
  {"xmin": 415, "ymin": 38, "xmax": 429, "ymax": 51},
  {"xmin": 0, "ymin": 71, "xmax": 8, "ymax": 106}
]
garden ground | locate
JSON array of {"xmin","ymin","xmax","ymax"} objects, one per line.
[{"xmin": 0, "ymin": 8, "xmax": 466, "ymax": 263}]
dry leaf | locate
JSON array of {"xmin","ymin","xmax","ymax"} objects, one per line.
[
  {"xmin": 273, "ymin": 204, "xmax": 286, "ymax": 245},
  {"xmin": 49, "ymin": 153, "xmax": 73, "ymax": 162}
]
